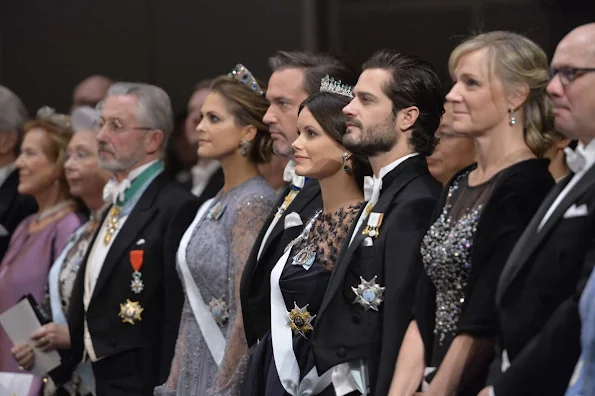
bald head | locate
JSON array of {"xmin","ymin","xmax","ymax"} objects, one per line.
[
  {"xmin": 72, "ymin": 75, "xmax": 113, "ymax": 110},
  {"xmin": 547, "ymin": 23, "xmax": 595, "ymax": 142}
]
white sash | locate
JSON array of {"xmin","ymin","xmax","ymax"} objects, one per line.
[
  {"xmin": 270, "ymin": 244, "xmax": 333, "ymax": 395},
  {"xmin": 177, "ymin": 198, "xmax": 226, "ymax": 367}
]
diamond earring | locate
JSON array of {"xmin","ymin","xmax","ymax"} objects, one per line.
[{"xmin": 239, "ymin": 140, "xmax": 252, "ymax": 156}]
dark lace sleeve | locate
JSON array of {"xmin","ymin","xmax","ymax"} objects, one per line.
[{"xmin": 210, "ymin": 192, "xmax": 274, "ymax": 395}]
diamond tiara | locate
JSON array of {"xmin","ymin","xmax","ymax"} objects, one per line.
[
  {"xmin": 36, "ymin": 106, "xmax": 72, "ymax": 130},
  {"xmin": 320, "ymin": 75, "xmax": 354, "ymax": 98},
  {"xmin": 229, "ymin": 64, "xmax": 264, "ymax": 96}
]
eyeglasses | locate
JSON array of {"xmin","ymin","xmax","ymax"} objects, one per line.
[
  {"xmin": 94, "ymin": 118, "xmax": 154, "ymax": 134},
  {"xmin": 548, "ymin": 67, "xmax": 595, "ymax": 85}
]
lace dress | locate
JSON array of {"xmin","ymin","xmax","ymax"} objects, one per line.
[
  {"xmin": 155, "ymin": 176, "xmax": 276, "ymax": 396},
  {"xmin": 242, "ymin": 203, "xmax": 364, "ymax": 396}
]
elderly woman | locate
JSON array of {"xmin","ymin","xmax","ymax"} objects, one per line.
[
  {"xmin": 0, "ymin": 107, "xmax": 87, "ymax": 394},
  {"xmin": 11, "ymin": 106, "xmax": 112, "ymax": 395}
]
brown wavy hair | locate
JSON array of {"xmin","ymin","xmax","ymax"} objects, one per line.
[{"xmin": 210, "ymin": 76, "xmax": 273, "ymax": 164}]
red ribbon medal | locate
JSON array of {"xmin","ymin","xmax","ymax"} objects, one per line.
[{"xmin": 130, "ymin": 250, "xmax": 144, "ymax": 294}]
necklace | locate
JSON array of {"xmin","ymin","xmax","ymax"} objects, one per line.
[{"xmin": 34, "ymin": 200, "xmax": 76, "ymax": 223}]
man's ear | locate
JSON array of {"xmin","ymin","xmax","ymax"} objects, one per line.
[{"xmin": 398, "ymin": 106, "xmax": 420, "ymax": 132}]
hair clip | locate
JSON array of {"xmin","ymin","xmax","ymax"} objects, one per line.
[
  {"xmin": 229, "ymin": 64, "xmax": 264, "ymax": 96},
  {"xmin": 320, "ymin": 75, "xmax": 354, "ymax": 98}
]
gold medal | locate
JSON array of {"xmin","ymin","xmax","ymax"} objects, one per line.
[
  {"xmin": 275, "ymin": 190, "xmax": 299, "ymax": 218},
  {"xmin": 104, "ymin": 206, "xmax": 121, "ymax": 245},
  {"xmin": 362, "ymin": 212, "xmax": 384, "ymax": 238},
  {"xmin": 119, "ymin": 299, "xmax": 144, "ymax": 325},
  {"xmin": 287, "ymin": 302, "xmax": 315, "ymax": 338}
]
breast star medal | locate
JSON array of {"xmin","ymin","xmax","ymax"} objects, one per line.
[
  {"xmin": 207, "ymin": 202, "xmax": 226, "ymax": 220},
  {"xmin": 209, "ymin": 297, "xmax": 230, "ymax": 326},
  {"xmin": 119, "ymin": 299, "xmax": 144, "ymax": 324},
  {"xmin": 362, "ymin": 212, "xmax": 384, "ymax": 238},
  {"xmin": 287, "ymin": 302, "xmax": 316, "ymax": 338},
  {"xmin": 352, "ymin": 276, "xmax": 385, "ymax": 311},
  {"xmin": 129, "ymin": 250, "xmax": 144, "ymax": 294},
  {"xmin": 104, "ymin": 205, "xmax": 121, "ymax": 244}
]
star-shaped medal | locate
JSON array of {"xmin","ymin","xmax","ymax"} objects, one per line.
[
  {"xmin": 287, "ymin": 302, "xmax": 316, "ymax": 338},
  {"xmin": 352, "ymin": 276, "xmax": 385, "ymax": 311},
  {"xmin": 130, "ymin": 271, "xmax": 144, "ymax": 294},
  {"xmin": 209, "ymin": 297, "xmax": 230, "ymax": 326},
  {"xmin": 119, "ymin": 299, "xmax": 144, "ymax": 325}
]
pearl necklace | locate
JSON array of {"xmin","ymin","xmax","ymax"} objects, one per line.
[{"xmin": 34, "ymin": 200, "xmax": 76, "ymax": 223}]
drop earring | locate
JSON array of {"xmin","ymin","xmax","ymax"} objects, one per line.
[
  {"xmin": 509, "ymin": 108, "xmax": 516, "ymax": 126},
  {"xmin": 342, "ymin": 152, "xmax": 351, "ymax": 173},
  {"xmin": 239, "ymin": 140, "xmax": 252, "ymax": 156}
]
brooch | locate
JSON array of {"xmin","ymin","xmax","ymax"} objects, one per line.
[
  {"xmin": 207, "ymin": 202, "xmax": 226, "ymax": 220},
  {"xmin": 209, "ymin": 297, "xmax": 230, "ymax": 326},
  {"xmin": 291, "ymin": 244, "xmax": 316, "ymax": 270},
  {"xmin": 352, "ymin": 276, "xmax": 385, "ymax": 311},
  {"xmin": 287, "ymin": 302, "xmax": 316, "ymax": 338},
  {"xmin": 119, "ymin": 299, "xmax": 144, "ymax": 325}
]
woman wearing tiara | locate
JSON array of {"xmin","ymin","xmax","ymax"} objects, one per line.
[
  {"xmin": 0, "ymin": 108, "xmax": 86, "ymax": 393},
  {"xmin": 154, "ymin": 65, "xmax": 276, "ymax": 396},
  {"xmin": 241, "ymin": 74, "xmax": 372, "ymax": 396}
]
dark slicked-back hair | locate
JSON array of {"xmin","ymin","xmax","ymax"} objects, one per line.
[
  {"xmin": 268, "ymin": 50, "xmax": 357, "ymax": 95},
  {"xmin": 363, "ymin": 50, "xmax": 444, "ymax": 156}
]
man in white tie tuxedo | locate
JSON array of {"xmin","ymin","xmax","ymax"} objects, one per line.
[
  {"xmin": 0, "ymin": 86, "xmax": 37, "ymax": 261},
  {"xmin": 65, "ymin": 82, "xmax": 197, "ymax": 396},
  {"xmin": 480, "ymin": 23, "xmax": 595, "ymax": 396},
  {"xmin": 311, "ymin": 50, "xmax": 443, "ymax": 395},
  {"xmin": 240, "ymin": 51, "xmax": 357, "ymax": 347}
]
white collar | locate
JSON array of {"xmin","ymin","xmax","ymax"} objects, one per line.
[
  {"xmin": 576, "ymin": 139, "xmax": 595, "ymax": 168},
  {"xmin": 376, "ymin": 153, "xmax": 419, "ymax": 181},
  {"xmin": 283, "ymin": 160, "xmax": 306, "ymax": 189},
  {"xmin": 126, "ymin": 159, "xmax": 159, "ymax": 181}
]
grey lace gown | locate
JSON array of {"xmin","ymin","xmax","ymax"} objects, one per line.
[{"xmin": 155, "ymin": 176, "xmax": 275, "ymax": 396}]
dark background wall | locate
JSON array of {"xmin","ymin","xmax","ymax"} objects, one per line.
[{"xmin": 0, "ymin": 0, "xmax": 593, "ymax": 116}]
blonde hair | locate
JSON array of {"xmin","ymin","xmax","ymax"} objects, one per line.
[{"xmin": 449, "ymin": 31, "xmax": 555, "ymax": 157}]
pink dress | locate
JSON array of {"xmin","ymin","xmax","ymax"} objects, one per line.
[{"xmin": 0, "ymin": 211, "xmax": 86, "ymax": 395}]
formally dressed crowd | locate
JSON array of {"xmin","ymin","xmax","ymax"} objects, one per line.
[{"xmin": 0, "ymin": 23, "xmax": 595, "ymax": 396}]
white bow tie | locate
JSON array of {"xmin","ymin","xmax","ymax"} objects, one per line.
[
  {"xmin": 103, "ymin": 178, "xmax": 132, "ymax": 205},
  {"xmin": 565, "ymin": 146, "xmax": 587, "ymax": 174},
  {"xmin": 283, "ymin": 162, "xmax": 306, "ymax": 189},
  {"xmin": 363, "ymin": 175, "xmax": 382, "ymax": 203}
]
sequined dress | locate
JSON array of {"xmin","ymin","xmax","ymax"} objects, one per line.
[
  {"xmin": 242, "ymin": 203, "xmax": 364, "ymax": 396},
  {"xmin": 155, "ymin": 176, "xmax": 275, "ymax": 396},
  {"xmin": 417, "ymin": 159, "xmax": 555, "ymax": 395}
]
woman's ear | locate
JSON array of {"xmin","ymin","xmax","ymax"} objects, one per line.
[
  {"xmin": 241, "ymin": 124, "xmax": 258, "ymax": 142},
  {"xmin": 507, "ymin": 82, "xmax": 530, "ymax": 111}
]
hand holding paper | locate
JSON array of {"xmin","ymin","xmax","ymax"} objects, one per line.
[{"xmin": 0, "ymin": 299, "xmax": 61, "ymax": 376}]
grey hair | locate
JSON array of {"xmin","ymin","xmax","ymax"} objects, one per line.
[
  {"xmin": 0, "ymin": 85, "xmax": 28, "ymax": 133},
  {"xmin": 104, "ymin": 82, "xmax": 173, "ymax": 153},
  {"xmin": 71, "ymin": 106, "xmax": 99, "ymax": 132}
]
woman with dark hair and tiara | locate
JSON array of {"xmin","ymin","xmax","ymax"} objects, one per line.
[
  {"xmin": 154, "ymin": 65, "xmax": 277, "ymax": 396},
  {"xmin": 241, "ymin": 74, "xmax": 372, "ymax": 396}
]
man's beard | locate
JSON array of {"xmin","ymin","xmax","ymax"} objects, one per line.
[{"xmin": 343, "ymin": 114, "xmax": 398, "ymax": 157}]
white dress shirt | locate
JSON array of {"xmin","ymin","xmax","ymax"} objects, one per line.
[
  {"xmin": 539, "ymin": 139, "xmax": 595, "ymax": 231},
  {"xmin": 83, "ymin": 160, "xmax": 157, "ymax": 361}
]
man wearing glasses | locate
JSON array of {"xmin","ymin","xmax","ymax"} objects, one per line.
[
  {"xmin": 65, "ymin": 83, "xmax": 197, "ymax": 396},
  {"xmin": 479, "ymin": 23, "xmax": 595, "ymax": 396}
]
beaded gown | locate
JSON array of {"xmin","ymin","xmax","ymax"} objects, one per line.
[
  {"xmin": 155, "ymin": 176, "xmax": 276, "ymax": 396},
  {"xmin": 242, "ymin": 203, "xmax": 364, "ymax": 396},
  {"xmin": 416, "ymin": 159, "xmax": 554, "ymax": 395}
]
